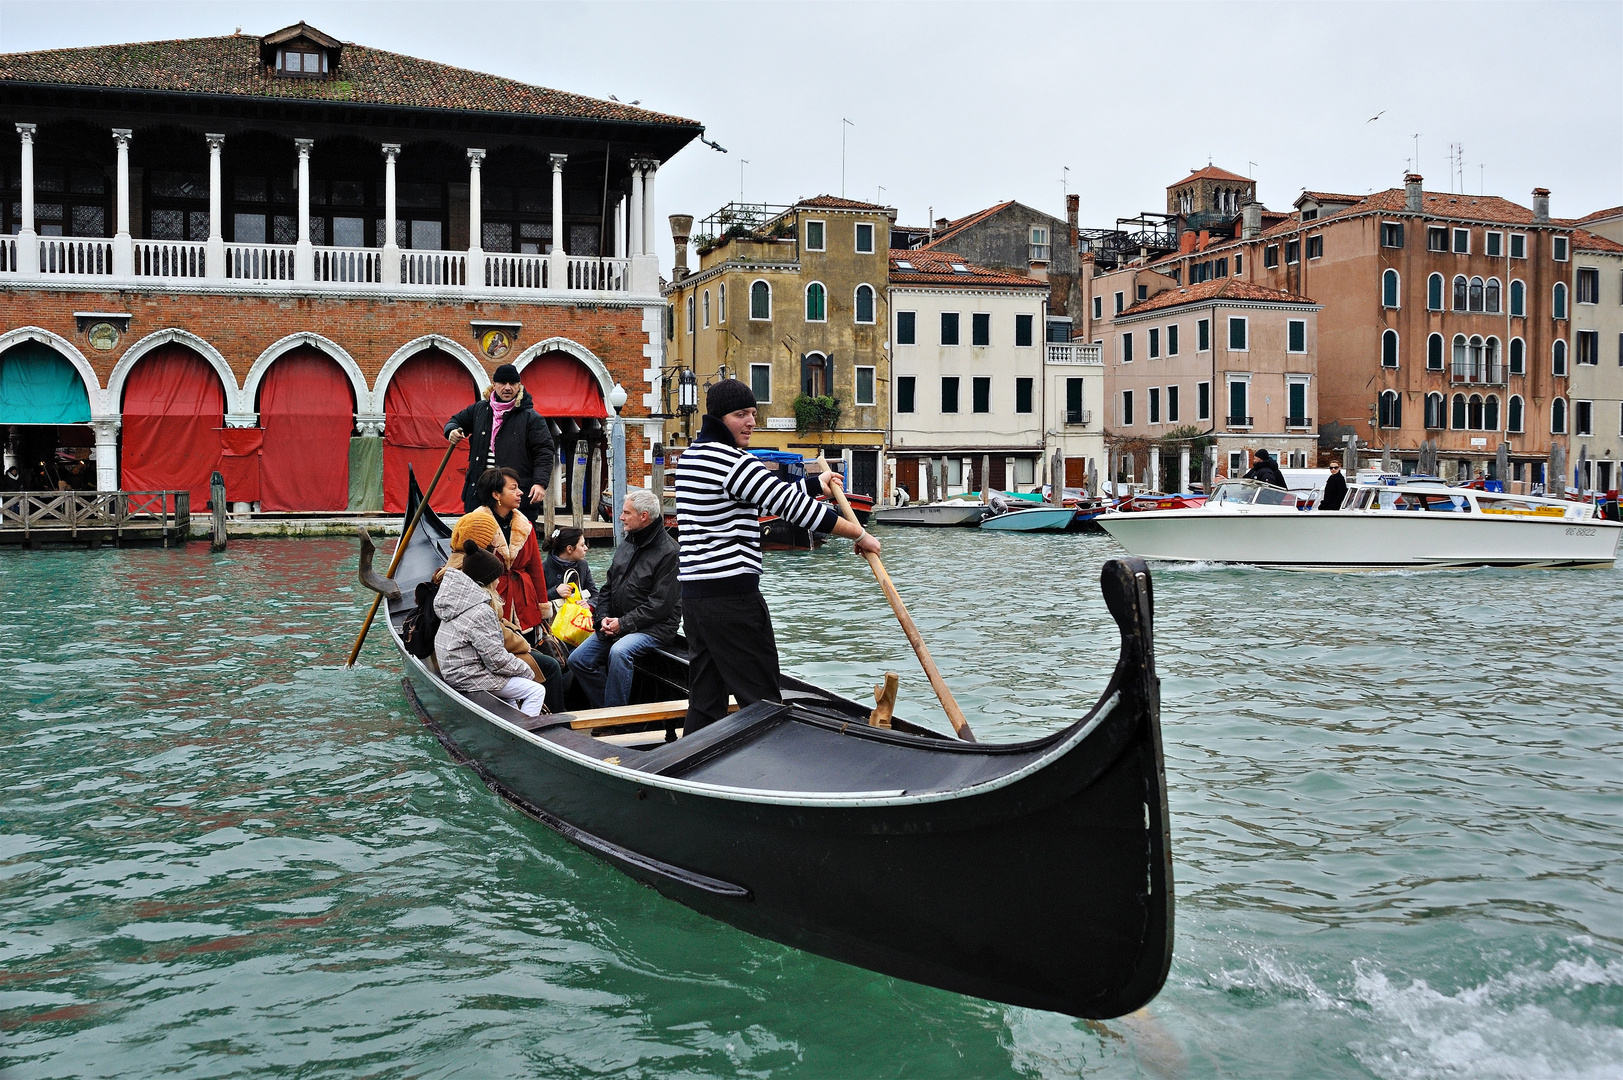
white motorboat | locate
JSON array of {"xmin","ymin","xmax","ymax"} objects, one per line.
[
  {"xmin": 872, "ymin": 500, "xmax": 992, "ymax": 527},
  {"xmin": 1098, "ymin": 479, "xmax": 1622, "ymax": 570}
]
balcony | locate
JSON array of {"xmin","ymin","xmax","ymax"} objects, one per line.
[
  {"xmin": 1065, "ymin": 409, "xmax": 1093, "ymax": 426},
  {"xmin": 1047, "ymin": 343, "xmax": 1103, "ymax": 365},
  {"xmin": 1226, "ymin": 414, "xmax": 1253, "ymax": 428},
  {"xmin": 1451, "ymin": 362, "xmax": 1506, "ymax": 387},
  {"xmin": 1285, "ymin": 415, "xmax": 1314, "ymax": 430}
]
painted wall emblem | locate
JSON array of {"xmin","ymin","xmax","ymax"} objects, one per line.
[
  {"xmin": 87, "ymin": 323, "xmax": 120, "ymax": 351},
  {"xmin": 480, "ymin": 329, "xmax": 512, "ymax": 360}
]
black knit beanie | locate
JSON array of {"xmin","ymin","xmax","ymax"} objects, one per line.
[
  {"xmin": 706, "ymin": 378, "xmax": 757, "ymax": 418},
  {"xmin": 461, "ymin": 540, "xmax": 505, "ymax": 586},
  {"xmin": 492, "ymin": 363, "xmax": 521, "ymax": 384}
]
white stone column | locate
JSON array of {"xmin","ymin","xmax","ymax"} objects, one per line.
[
  {"xmin": 628, "ymin": 161, "xmax": 645, "ymax": 259},
  {"xmin": 614, "ymin": 195, "xmax": 626, "ymax": 258},
  {"xmin": 91, "ymin": 419, "xmax": 120, "ymax": 492},
  {"xmin": 15, "ymin": 123, "xmax": 38, "ymax": 274},
  {"xmin": 111, "ymin": 128, "xmax": 133, "ymax": 277},
  {"xmin": 641, "ymin": 159, "xmax": 658, "ymax": 256},
  {"xmin": 550, "ymin": 152, "xmax": 567, "ymax": 288},
  {"xmin": 381, "ymin": 143, "xmax": 401, "ymax": 285},
  {"xmin": 1178, "ymin": 443, "xmax": 1191, "ymax": 492},
  {"xmin": 466, "ymin": 148, "xmax": 485, "ymax": 283},
  {"xmin": 293, "ymin": 138, "xmax": 314, "ymax": 281},
  {"xmin": 204, "ymin": 133, "xmax": 225, "ymax": 279},
  {"xmin": 1148, "ymin": 445, "xmax": 1161, "ymax": 491}
]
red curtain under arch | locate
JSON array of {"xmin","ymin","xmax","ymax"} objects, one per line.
[
  {"xmin": 521, "ymin": 352, "xmax": 606, "ymax": 418},
  {"xmin": 120, "ymin": 343, "xmax": 225, "ymax": 505},
  {"xmin": 383, "ymin": 349, "xmax": 477, "ymax": 513},
  {"xmin": 257, "ymin": 347, "xmax": 355, "ymax": 511}
]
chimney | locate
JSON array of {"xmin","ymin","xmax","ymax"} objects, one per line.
[
  {"xmin": 668, "ymin": 214, "xmax": 693, "ymax": 280},
  {"xmin": 1241, "ymin": 201, "xmax": 1262, "ymax": 240},
  {"xmin": 1067, "ymin": 193, "xmax": 1080, "ymax": 251},
  {"xmin": 1532, "ymin": 188, "xmax": 1550, "ymax": 224},
  {"xmin": 1405, "ymin": 173, "xmax": 1423, "ymax": 213}
]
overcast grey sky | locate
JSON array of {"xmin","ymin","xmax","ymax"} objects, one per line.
[{"xmin": 3, "ymin": 1, "xmax": 1618, "ymax": 267}]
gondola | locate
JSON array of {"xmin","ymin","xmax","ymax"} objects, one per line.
[{"xmin": 368, "ymin": 471, "xmax": 1173, "ymax": 1020}]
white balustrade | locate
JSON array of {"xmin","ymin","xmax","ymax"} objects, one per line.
[
  {"xmin": 565, "ymin": 255, "xmax": 630, "ymax": 292},
  {"xmin": 401, "ymin": 250, "xmax": 466, "ymax": 286},
  {"xmin": 39, "ymin": 237, "xmax": 114, "ymax": 275},
  {"xmin": 0, "ymin": 236, "xmax": 14, "ymax": 273},
  {"xmin": 225, "ymin": 242, "xmax": 296, "ymax": 282},
  {"xmin": 1047, "ymin": 343, "xmax": 1104, "ymax": 365},
  {"xmin": 132, "ymin": 239, "xmax": 206, "ymax": 278},
  {"xmin": 314, "ymin": 246, "xmax": 383, "ymax": 284},
  {"xmin": 484, "ymin": 252, "xmax": 549, "ymax": 290}
]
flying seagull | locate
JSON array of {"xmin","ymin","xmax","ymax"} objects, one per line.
[{"xmin": 1367, "ymin": 111, "xmax": 1386, "ymax": 123}]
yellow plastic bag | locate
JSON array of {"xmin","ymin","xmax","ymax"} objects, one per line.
[{"xmin": 549, "ymin": 579, "xmax": 595, "ymax": 647}]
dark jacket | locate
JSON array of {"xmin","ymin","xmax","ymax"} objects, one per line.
[
  {"xmin": 597, "ymin": 518, "xmax": 681, "ymax": 644},
  {"xmin": 445, "ymin": 389, "xmax": 555, "ymax": 514},
  {"xmin": 1319, "ymin": 471, "xmax": 1349, "ymax": 510},
  {"xmin": 542, "ymin": 552, "xmax": 598, "ymax": 603},
  {"xmin": 1244, "ymin": 460, "xmax": 1288, "ymax": 489}
]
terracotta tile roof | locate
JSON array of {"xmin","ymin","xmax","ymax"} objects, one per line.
[
  {"xmin": 796, "ymin": 195, "xmax": 891, "ymax": 211},
  {"xmin": 1170, "ymin": 165, "xmax": 1251, "ymax": 187},
  {"xmin": 918, "ymin": 201, "xmax": 1017, "ymax": 249},
  {"xmin": 1570, "ymin": 205, "xmax": 1623, "ymax": 226},
  {"xmin": 1572, "ymin": 228, "xmax": 1623, "ymax": 254},
  {"xmin": 888, "ymin": 249, "xmax": 1049, "ymax": 289},
  {"xmin": 0, "ymin": 31, "xmax": 699, "ymax": 127},
  {"xmin": 1297, "ymin": 190, "xmax": 1363, "ymax": 205},
  {"xmin": 1117, "ymin": 277, "xmax": 1315, "ymax": 317}
]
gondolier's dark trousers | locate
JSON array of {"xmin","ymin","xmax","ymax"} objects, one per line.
[{"xmin": 682, "ymin": 587, "xmax": 780, "ymax": 736}]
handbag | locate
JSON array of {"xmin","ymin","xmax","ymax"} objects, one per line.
[{"xmin": 548, "ymin": 572, "xmax": 595, "ymax": 647}]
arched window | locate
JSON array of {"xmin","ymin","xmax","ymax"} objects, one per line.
[
  {"xmin": 805, "ymin": 281, "xmax": 826, "ymax": 322},
  {"xmin": 1485, "ymin": 337, "xmax": 1500, "ymax": 381},
  {"xmin": 1427, "ymin": 332, "xmax": 1444, "ymax": 370},
  {"xmin": 1378, "ymin": 389, "xmax": 1402, "ymax": 428},
  {"xmin": 750, "ymin": 279, "xmax": 771, "ymax": 320},
  {"xmin": 1453, "ymin": 275, "xmax": 1468, "ymax": 311},
  {"xmin": 1427, "ymin": 273, "xmax": 1444, "ymax": 310},
  {"xmin": 1508, "ymin": 395, "xmax": 1524, "ymax": 433},
  {"xmin": 1509, "ymin": 279, "xmax": 1525, "ymax": 317},
  {"xmin": 1553, "ymin": 339, "xmax": 1567, "ymax": 376},
  {"xmin": 1468, "ymin": 335, "xmax": 1485, "ymax": 381},
  {"xmin": 1424, "ymin": 392, "xmax": 1445, "ymax": 429},
  {"xmin": 1451, "ymin": 393, "xmax": 1467, "ymax": 430},
  {"xmin": 1382, "ymin": 329, "xmax": 1399, "ymax": 368},
  {"xmin": 1469, "ymin": 276, "xmax": 1484, "ymax": 312},
  {"xmin": 1552, "ymin": 282, "xmax": 1568, "ymax": 320},
  {"xmin": 1484, "ymin": 394, "xmax": 1500, "ymax": 431},
  {"xmin": 1509, "ymin": 337, "xmax": 1525, "ymax": 375},
  {"xmin": 1452, "ymin": 334, "xmax": 1467, "ymax": 378},
  {"xmin": 801, "ymin": 351, "xmax": 828, "ymax": 396},
  {"xmin": 1468, "ymin": 394, "xmax": 1484, "ymax": 430},
  {"xmin": 854, "ymin": 283, "xmax": 875, "ymax": 324},
  {"xmin": 1485, "ymin": 277, "xmax": 1501, "ymax": 313},
  {"xmin": 1551, "ymin": 398, "xmax": 1567, "ymax": 434},
  {"xmin": 1382, "ymin": 268, "xmax": 1400, "ymax": 308}
]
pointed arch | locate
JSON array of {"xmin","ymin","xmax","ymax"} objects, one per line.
[
  {"xmin": 0, "ymin": 325, "xmax": 108, "ymax": 417},
  {"xmin": 511, "ymin": 336, "xmax": 614, "ymax": 403},
  {"xmin": 109, "ymin": 328, "xmax": 239, "ymax": 414},
  {"xmin": 245, "ymin": 332, "xmax": 368, "ymax": 415},
  {"xmin": 373, "ymin": 334, "xmax": 488, "ymax": 409}
]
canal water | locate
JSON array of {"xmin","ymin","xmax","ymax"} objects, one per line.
[{"xmin": 2, "ymin": 531, "xmax": 1619, "ymax": 1079}]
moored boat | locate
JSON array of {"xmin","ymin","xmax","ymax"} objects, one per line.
[
  {"xmin": 979, "ymin": 505, "xmax": 1078, "ymax": 532},
  {"xmin": 1098, "ymin": 478, "xmax": 1622, "ymax": 570},
  {"xmin": 871, "ymin": 500, "xmax": 992, "ymax": 527},
  {"xmin": 374, "ymin": 473, "xmax": 1174, "ymax": 1019}
]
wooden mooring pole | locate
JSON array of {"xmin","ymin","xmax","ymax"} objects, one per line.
[{"xmin": 209, "ymin": 471, "xmax": 227, "ymax": 552}]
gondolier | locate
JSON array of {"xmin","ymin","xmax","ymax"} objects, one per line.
[
  {"xmin": 445, "ymin": 363, "xmax": 555, "ymax": 518},
  {"xmin": 675, "ymin": 378, "xmax": 880, "ymax": 733}
]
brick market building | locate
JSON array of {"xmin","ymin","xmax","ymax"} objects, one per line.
[{"xmin": 0, "ymin": 24, "xmax": 699, "ymax": 512}]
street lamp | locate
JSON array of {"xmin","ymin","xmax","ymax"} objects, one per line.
[
  {"xmin": 677, "ymin": 367, "xmax": 698, "ymax": 438},
  {"xmin": 608, "ymin": 382, "xmax": 629, "ymax": 545}
]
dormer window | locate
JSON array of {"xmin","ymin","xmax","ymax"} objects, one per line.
[{"xmin": 278, "ymin": 47, "xmax": 329, "ymax": 75}]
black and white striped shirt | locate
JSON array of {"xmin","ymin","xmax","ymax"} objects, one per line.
[{"xmin": 675, "ymin": 417, "xmax": 839, "ymax": 595}]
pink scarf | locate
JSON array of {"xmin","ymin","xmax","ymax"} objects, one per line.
[{"xmin": 489, "ymin": 393, "xmax": 518, "ymax": 454}]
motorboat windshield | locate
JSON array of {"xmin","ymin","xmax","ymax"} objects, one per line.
[{"xmin": 1208, "ymin": 480, "xmax": 1298, "ymax": 508}]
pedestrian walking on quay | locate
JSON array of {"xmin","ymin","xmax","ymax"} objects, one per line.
[{"xmin": 445, "ymin": 363, "xmax": 555, "ymax": 519}]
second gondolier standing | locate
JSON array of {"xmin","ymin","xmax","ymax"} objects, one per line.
[{"xmin": 675, "ymin": 379, "xmax": 880, "ymax": 733}]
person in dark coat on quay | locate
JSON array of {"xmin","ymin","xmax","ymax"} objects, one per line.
[
  {"xmin": 445, "ymin": 363, "xmax": 554, "ymax": 518},
  {"xmin": 1244, "ymin": 448, "xmax": 1288, "ymax": 489},
  {"xmin": 674, "ymin": 378, "xmax": 879, "ymax": 735},
  {"xmin": 1319, "ymin": 459, "xmax": 1349, "ymax": 510},
  {"xmin": 568, "ymin": 489, "xmax": 681, "ymax": 709}
]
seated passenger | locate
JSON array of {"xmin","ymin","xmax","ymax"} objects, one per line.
[
  {"xmin": 542, "ymin": 525, "xmax": 599, "ymax": 607},
  {"xmin": 434, "ymin": 542, "xmax": 546, "ymax": 717},
  {"xmin": 569, "ymin": 489, "xmax": 681, "ymax": 709}
]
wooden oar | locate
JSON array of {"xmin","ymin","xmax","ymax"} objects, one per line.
[
  {"xmin": 345, "ymin": 438, "xmax": 459, "ymax": 668},
  {"xmin": 823, "ymin": 473, "xmax": 975, "ymax": 743}
]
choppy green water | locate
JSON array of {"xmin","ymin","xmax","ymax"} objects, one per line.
[{"xmin": 2, "ymin": 531, "xmax": 1620, "ymax": 1079}]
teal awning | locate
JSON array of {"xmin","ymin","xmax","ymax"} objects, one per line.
[{"xmin": 0, "ymin": 342, "xmax": 92, "ymax": 425}]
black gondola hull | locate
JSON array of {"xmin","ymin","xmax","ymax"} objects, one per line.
[{"xmin": 387, "ymin": 473, "xmax": 1172, "ymax": 1018}]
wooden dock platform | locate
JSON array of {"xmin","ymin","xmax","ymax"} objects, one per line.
[{"xmin": 0, "ymin": 490, "xmax": 191, "ymax": 548}]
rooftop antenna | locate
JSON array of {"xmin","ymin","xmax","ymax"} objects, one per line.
[
  {"xmin": 1479, "ymin": 162, "xmax": 1485, "ymax": 195},
  {"xmin": 1060, "ymin": 165, "xmax": 1070, "ymax": 201},
  {"xmin": 1247, "ymin": 161, "xmax": 1258, "ymax": 179},
  {"xmin": 841, "ymin": 118, "xmax": 854, "ymax": 197},
  {"xmin": 877, "ymin": 184, "xmax": 885, "ymax": 205},
  {"xmin": 1412, "ymin": 133, "xmax": 1421, "ymax": 175}
]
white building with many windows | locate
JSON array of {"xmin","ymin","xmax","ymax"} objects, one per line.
[
  {"xmin": 887, "ymin": 250, "xmax": 1049, "ymax": 499},
  {"xmin": 1569, "ymin": 229, "xmax": 1623, "ymax": 494}
]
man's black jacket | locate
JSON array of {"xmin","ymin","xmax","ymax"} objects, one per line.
[
  {"xmin": 445, "ymin": 389, "xmax": 555, "ymax": 514},
  {"xmin": 597, "ymin": 519, "xmax": 681, "ymax": 644}
]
